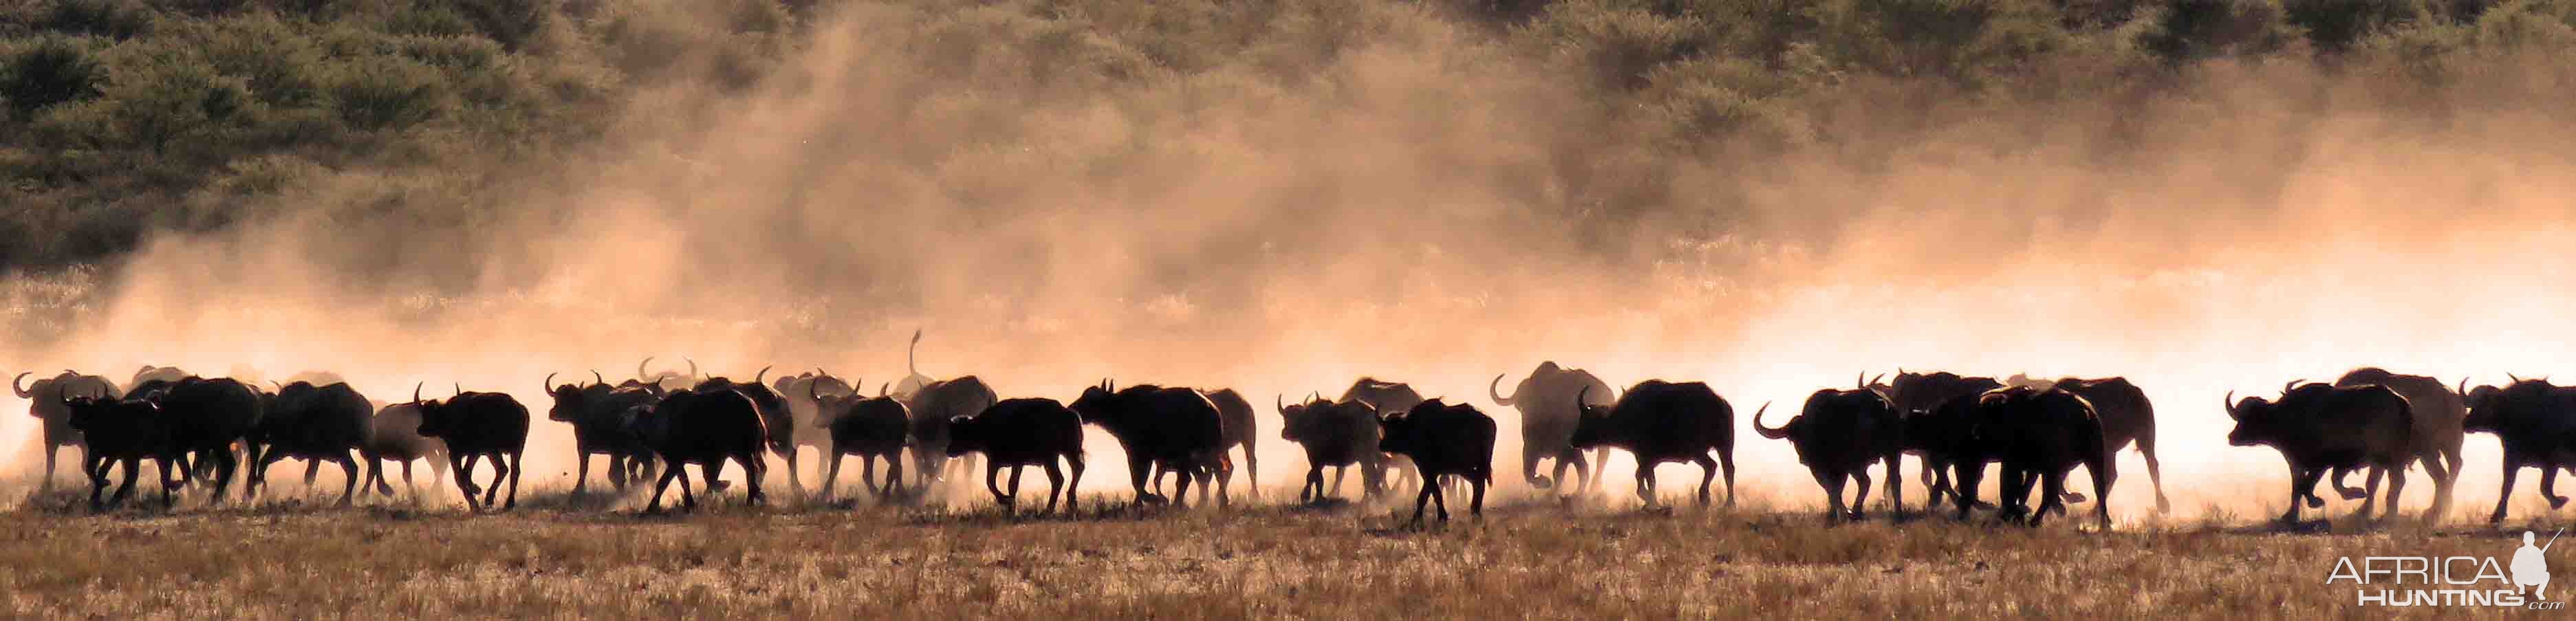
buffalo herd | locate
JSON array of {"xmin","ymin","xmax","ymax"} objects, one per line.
[{"xmin": 7, "ymin": 353, "xmax": 2567, "ymax": 530}]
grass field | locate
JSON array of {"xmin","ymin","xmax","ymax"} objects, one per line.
[{"xmin": 0, "ymin": 480, "xmax": 2557, "ymax": 620}]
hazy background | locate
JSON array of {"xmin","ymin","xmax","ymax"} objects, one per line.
[{"xmin": 6, "ymin": 0, "xmax": 2576, "ymax": 519}]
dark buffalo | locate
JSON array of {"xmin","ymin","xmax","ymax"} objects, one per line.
[
  {"xmin": 1070, "ymin": 380, "xmax": 1229, "ymax": 508},
  {"xmin": 2463, "ymin": 377, "xmax": 2576, "ymax": 524},
  {"xmin": 815, "ymin": 382, "xmax": 909, "ymax": 500},
  {"xmin": 631, "ymin": 388, "xmax": 770, "ymax": 512},
  {"xmin": 15, "ymin": 370, "xmax": 119, "ymax": 490},
  {"xmin": 1341, "ymin": 378, "xmax": 1425, "ymax": 492},
  {"xmin": 1278, "ymin": 394, "xmax": 1385, "ymax": 503},
  {"xmin": 1953, "ymin": 386, "xmax": 2113, "ymax": 527},
  {"xmin": 153, "ymin": 376, "xmax": 263, "ymax": 504},
  {"xmin": 62, "ymin": 387, "xmax": 180, "ymax": 510},
  {"xmin": 1491, "ymin": 362, "xmax": 1614, "ymax": 494},
  {"xmin": 902, "ymin": 375, "xmax": 998, "ymax": 488},
  {"xmin": 1377, "ymin": 399, "xmax": 1495, "ymax": 525},
  {"xmin": 2227, "ymin": 382, "xmax": 2419, "ymax": 523},
  {"xmin": 413, "ymin": 385, "xmax": 530, "ymax": 512},
  {"xmin": 249, "ymin": 381, "xmax": 371, "ymax": 505},
  {"xmin": 545, "ymin": 371, "xmax": 660, "ymax": 494},
  {"xmin": 2040, "ymin": 377, "xmax": 2167, "ymax": 512},
  {"xmin": 1569, "ymin": 381, "xmax": 1737, "ymax": 507},
  {"xmin": 1886, "ymin": 370, "xmax": 2003, "ymax": 507},
  {"xmin": 2335, "ymin": 367, "xmax": 2465, "ymax": 518},
  {"xmin": 1753, "ymin": 387, "xmax": 1903, "ymax": 522},
  {"xmin": 777, "ymin": 370, "xmax": 856, "ymax": 487},
  {"xmin": 1151, "ymin": 389, "xmax": 1258, "ymax": 500},
  {"xmin": 694, "ymin": 368, "xmax": 803, "ymax": 495},
  {"xmin": 359, "ymin": 400, "xmax": 449, "ymax": 498},
  {"xmin": 947, "ymin": 397, "xmax": 1087, "ymax": 514}
]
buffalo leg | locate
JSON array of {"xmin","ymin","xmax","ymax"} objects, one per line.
[
  {"xmin": 1693, "ymin": 455, "xmax": 1719, "ymax": 507},
  {"xmin": 207, "ymin": 446, "xmax": 240, "ymax": 504},
  {"xmin": 1409, "ymin": 483, "xmax": 1434, "ymax": 526},
  {"xmin": 2356, "ymin": 466, "xmax": 2385, "ymax": 520},
  {"xmin": 1429, "ymin": 472, "xmax": 1451, "ymax": 523},
  {"xmin": 986, "ymin": 461, "xmax": 1013, "ymax": 509},
  {"xmin": 1125, "ymin": 450, "xmax": 1157, "ymax": 505},
  {"xmin": 1635, "ymin": 455, "xmax": 1659, "ymax": 507},
  {"xmin": 2031, "ymin": 468, "xmax": 2070, "ymax": 527},
  {"xmin": 644, "ymin": 461, "xmax": 682, "ymax": 513},
  {"xmin": 401, "ymin": 459, "xmax": 419, "ymax": 496},
  {"xmin": 2333, "ymin": 466, "xmax": 2368, "ymax": 501},
  {"xmin": 1043, "ymin": 461, "xmax": 1068, "ymax": 515},
  {"xmin": 885, "ymin": 454, "xmax": 906, "ymax": 499},
  {"xmin": 155, "ymin": 455, "xmax": 180, "ymax": 509},
  {"xmin": 43, "ymin": 444, "xmax": 62, "ymax": 493},
  {"xmin": 86, "ymin": 455, "xmax": 112, "ymax": 510},
  {"xmin": 2138, "ymin": 434, "xmax": 2171, "ymax": 513},
  {"xmin": 1469, "ymin": 472, "xmax": 1487, "ymax": 519},
  {"xmin": 783, "ymin": 446, "xmax": 805, "ymax": 499},
  {"xmin": 1718, "ymin": 449, "xmax": 1738, "ymax": 508},
  {"xmin": 1887, "ymin": 453, "xmax": 1905, "ymax": 519},
  {"xmin": 111, "ymin": 457, "xmax": 142, "ymax": 508},
  {"xmin": 450, "ymin": 454, "xmax": 482, "ymax": 512},
  {"xmin": 2545, "ymin": 466, "xmax": 2570, "ymax": 510},
  {"xmin": 332, "ymin": 452, "xmax": 360, "ymax": 508},
  {"xmin": 1174, "ymin": 462, "xmax": 1198, "ymax": 510},
  {"xmin": 2383, "ymin": 464, "xmax": 2408, "ymax": 523},
  {"xmin": 1920, "ymin": 459, "xmax": 1947, "ymax": 508},
  {"xmin": 1241, "ymin": 444, "xmax": 1259, "ymax": 501},
  {"xmin": 1301, "ymin": 464, "xmax": 1323, "ymax": 503},
  {"xmin": 1064, "ymin": 454, "xmax": 1086, "ymax": 514},
  {"xmin": 742, "ymin": 451, "xmax": 766, "ymax": 506},
  {"xmin": 303, "ymin": 459, "xmax": 321, "ymax": 490},
  {"xmin": 2285, "ymin": 466, "xmax": 2328, "ymax": 523},
  {"xmin": 1953, "ymin": 461, "xmax": 1984, "ymax": 520},
  {"xmin": 362, "ymin": 455, "xmax": 388, "ymax": 497},
  {"xmin": 482, "ymin": 453, "xmax": 510, "ymax": 509},
  {"xmin": 2418, "ymin": 451, "xmax": 2454, "ymax": 523},
  {"xmin": 1814, "ymin": 469, "xmax": 1847, "ymax": 523},
  {"xmin": 572, "ymin": 452, "xmax": 592, "ymax": 496},
  {"xmin": 822, "ymin": 453, "xmax": 845, "ymax": 501},
  {"xmin": 608, "ymin": 453, "xmax": 629, "ymax": 494},
  {"xmin": 1998, "ymin": 464, "xmax": 2031, "ymax": 523},
  {"xmin": 1849, "ymin": 468, "xmax": 1874, "ymax": 521},
  {"xmin": 1585, "ymin": 447, "xmax": 1610, "ymax": 495}
]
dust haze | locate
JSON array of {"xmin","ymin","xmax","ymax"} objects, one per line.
[{"xmin": 6, "ymin": 3, "xmax": 2576, "ymax": 520}]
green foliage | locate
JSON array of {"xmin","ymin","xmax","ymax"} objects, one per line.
[{"xmin": 2, "ymin": 36, "xmax": 105, "ymax": 120}]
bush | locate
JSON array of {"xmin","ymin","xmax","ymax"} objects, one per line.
[{"xmin": 1, "ymin": 36, "xmax": 104, "ymax": 120}]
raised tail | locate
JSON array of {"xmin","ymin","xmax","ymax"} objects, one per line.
[{"xmin": 908, "ymin": 329, "xmax": 923, "ymax": 376}]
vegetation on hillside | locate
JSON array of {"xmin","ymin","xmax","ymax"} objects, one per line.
[{"xmin": 3, "ymin": 0, "xmax": 2572, "ymax": 271}]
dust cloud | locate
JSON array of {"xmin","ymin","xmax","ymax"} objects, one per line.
[{"xmin": 5, "ymin": 3, "xmax": 2576, "ymax": 520}]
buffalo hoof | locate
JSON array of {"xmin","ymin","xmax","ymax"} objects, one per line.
[
  {"xmin": 2338, "ymin": 488, "xmax": 2368, "ymax": 501},
  {"xmin": 2553, "ymin": 496, "xmax": 2570, "ymax": 510},
  {"xmin": 2061, "ymin": 492, "xmax": 2088, "ymax": 503},
  {"xmin": 2304, "ymin": 494, "xmax": 2325, "ymax": 509}
]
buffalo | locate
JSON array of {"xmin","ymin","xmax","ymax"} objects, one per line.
[
  {"xmin": 631, "ymin": 387, "xmax": 770, "ymax": 512},
  {"xmin": 414, "ymin": 384, "xmax": 530, "ymax": 512},
  {"xmin": 1753, "ymin": 387, "xmax": 1903, "ymax": 522},
  {"xmin": 2335, "ymin": 367, "xmax": 2465, "ymax": 519},
  {"xmin": 1377, "ymin": 399, "xmax": 1496, "ymax": 525},
  {"xmin": 153, "ymin": 376, "xmax": 263, "ymax": 504},
  {"xmin": 776, "ymin": 369, "xmax": 857, "ymax": 487},
  {"xmin": 544, "ymin": 371, "xmax": 660, "ymax": 494},
  {"xmin": 249, "ymin": 381, "xmax": 371, "ymax": 505},
  {"xmin": 1156, "ymin": 389, "xmax": 1258, "ymax": 500},
  {"xmin": 1070, "ymin": 380, "xmax": 1229, "ymax": 508},
  {"xmin": 902, "ymin": 375, "xmax": 998, "ymax": 488},
  {"xmin": 359, "ymin": 400, "xmax": 449, "ymax": 498},
  {"xmin": 694, "ymin": 368, "xmax": 803, "ymax": 495},
  {"xmin": 631, "ymin": 357, "xmax": 699, "ymax": 393},
  {"xmin": 61, "ymin": 387, "xmax": 180, "ymax": 510},
  {"xmin": 1492, "ymin": 362, "xmax": 1614, "ymax": 495},
  {"xmin": 1954, "ymin": 386, "xmax": 2113, "ymax": 527},
  {"xmin": 947, "ymin": 397, "xmax": 1087, "ymax": 514},
  {"xmin": 14, "ymin": 370, "xmax": 119, "ymax": 490},
  {"xmin": 815, "ymin": 382, "xmax": 909, "ymax": 501},
  {"xmin": 1341, "ymin": 378, "xmax": 1426, "ymax": 493},
  {"xmin": 2462, "ymin": 376, "xmax": 2576, "ymax": 524},
  {"xmin": 2227, "ymin": 381, "xmax": 2421, "ymax": 523},
  {"xmin": 1886, "ymin": 371, "xmax": 2004, "ymax": 507},
  {"xmin": 1278, "ymin": 394, "xmax": 1386, "ymax": 503},
  {"xmin": 1569, "ymin": 381, "xmax": 1738, "ymax": 507}
]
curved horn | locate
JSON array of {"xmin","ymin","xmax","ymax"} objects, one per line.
[
  {"xmin": 453, "ymin": 382, "xmax": 463, "ymax": 397},
  {"xmin": 1307, "ymin": 391, "xmax": 1320, "ymax": 404},
  {"xmin": 754, "ymin": 365, "xmax": 771, "ymax": 386},
  {"xmin": 2511, "ymin": 373, "xmax": 2525, "ymax": 384},
  {"xmin": 1857, "ymin": 372, "xmax": 1866, "ymax": 389},
  {"xmin": 878, "ymin": 382, "xmax": 889, "ymax": 397},
  {"xmin": 1275, "ymin": 393, "xmax": 1286, "ymax": 415},
  {"xmin": 1576, "ymin": 386, "xmax": 1591, "ymax": 413},
  {"xmin": 1489, "ymin": 373, "xmax": 1517, "ymax": 406},
  {"xmin": 591, "ymin": 370, "xmax": 605, "ymax": 386},
  {"xmin": 684, "ymin": 358, "xmax": 700, "ymax": 380},
  {"xmin": 815, "ymin": 367, "xmax": 828, "ymax": 378},
  {"xmin": 544, "ymin": 372, "xmax": 557, "ymax": 393},
  {"xmin": 1870, "ymin": 373, "xmax": 1886, "ymax": 386},
  {"xmin": 2458, "ymin": 378, "xmax": 2470, "ymax": 396},
  {"xmin": 2282, "ymin": 378, "xmax": 2304, "ymax": 394},
  {"xmin": 638, "ymin": 357, "xmax": 654, "ymax": 380},
  {"xmin": 12, "ymin": 371, "xmax": 31, "ymax": 397},
  {"xmin": 1751, "ymin": 402, "xmax": 1788, "ymax": 439},
  {"xmin": 810, "ymin": 378, "xmax": 821, "ymax": 402},
  {"xmin": 411, "ymin": 382, "xmax": 423, "ymax": 404},
  {"xmin": 270, "ymin": 380, "xmax": 283, "ymax": 391}
]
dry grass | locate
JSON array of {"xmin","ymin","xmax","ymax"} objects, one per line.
[{"xmin": 0, "ymin": 482, "xmax": 2550, "ymax": 620}]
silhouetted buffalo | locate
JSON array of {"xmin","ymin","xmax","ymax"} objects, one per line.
[
  {"xmin": 1956, "ymin": 386, "xmax": 2113, "ymax": 527},
  {"xmin": 2335, "ymin": 367, "xmax": 2465, "ymax": 519},
  {"xmin": 545, "ymin": 371, "xmax": 660, "ymax": 494},
  {"xmin": 1071, "ymin": 380, "xmax": 1229, "ymax": 508},
  {"xmin": 15, "ymin": 370, "xmax": 118, "ymax": 490},
  {"xmin": 1887, "ymin": 370, "xmax": 2003, "ymax": 507},
  {"xmin": 815, "ymin": 382, "xmax": 909, "ymax": 500},
  {"xmin": 1754, "ymin": 387, "xmax": 1903, "ymax": 523},
  {"xmin": 360, "ymin": 400, "xmax": 448, "ymax": 498},
  {"xmin": 631, "ymin": 387, "xmax": 769, "ymax": 512},
  {"xmin": 1150, "ymin": 389, "xmax": 1259, "ymax": 501},
  {"xmin": 1492, "ymin": 362, "xmax": 1614, "ymax": 494},
  {"xmin": 414, "ymin": 384, "xmax": 530, "ymax": 512},
  {"xmin": 1378, "ymin": 399, "xmax": 1495, "ymax": 525},
  {"xmin": 2463, "ymin": 376, "xmax": 2576, "ymax": 524},
  {"xmin": 948, "ymin": 397, "xmax": 1087, "ymax": 514},
  {"xmin": 695, "ymin": 367, "xmax": 803, "ymax": 495},
  {"xmin": 775, "ymin": 369, "xmax": 856, "ymax": 488},
  {"xmin": 2227, "ymin": 381, "xmax": 2419, "ymax": 523},
  {"xmin": 1570, "ymin": 381, "xmax": 1737, "ymax": 507},
  {"xmin": 1340, "ymin": 378, "xmax": 1425, "ymax": 493},
  {"xmin": 250, "ymin": 381, "xmax": 371, "ymax": 505},
  {"xmin": 154, "ymin": 376, "xmax": 263, "ymax": 504},
  {"xmin": 61, "ymin": 387, "xmax": 179, "ymax": 510},
  {"xmin": 903, "ymin": 375, "xmax": 998, "ymax": 488},
  {"xmin": 1278, "ymin": 394, "xmax": 1385, "ymax": 503}
]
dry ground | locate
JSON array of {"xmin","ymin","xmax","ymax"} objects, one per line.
[{"xmin": 0, "ymin": 481, "xmax": 2562, "ymax": 620}]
